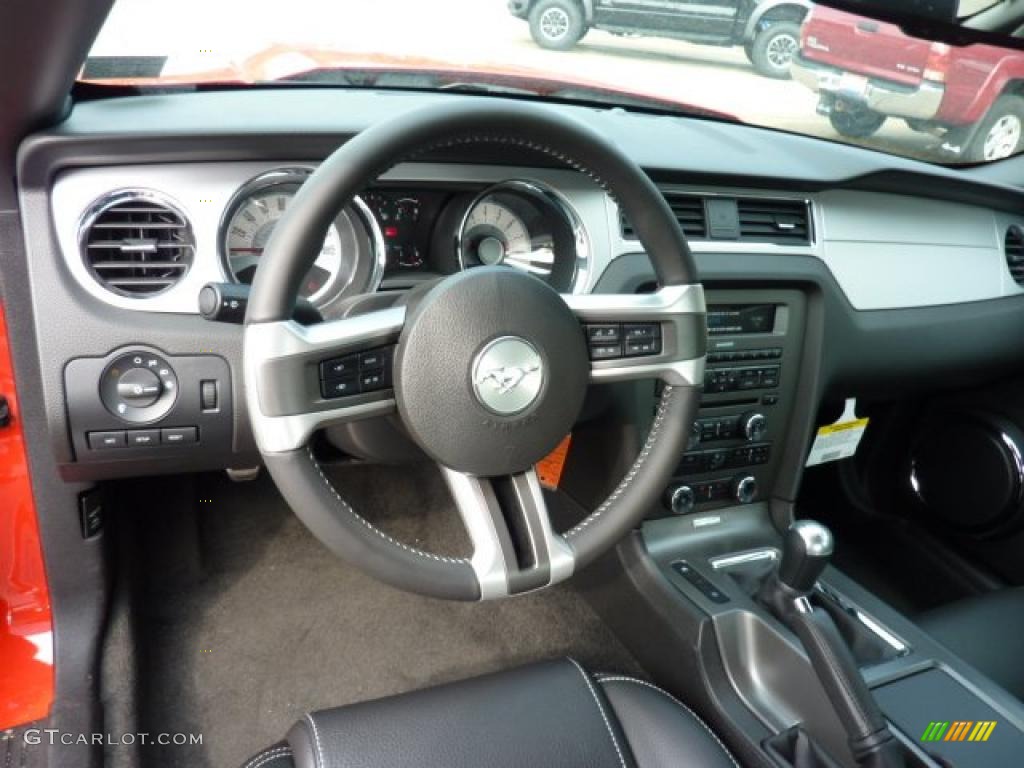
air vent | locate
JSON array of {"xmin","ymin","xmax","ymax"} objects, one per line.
[
  {"xmin": 621, "ymin": 192, "xmax": 707, "ymax": 240},
  {"xmin": 80, "ymin": 192, "xmax": 194, "ymax": 297},
  {"xmin": 1006, "ymin": 225, "xmax": 1024, "ymax": 286},
  {"xmin": 737, "ymin": 198, "xmax": 811, "ymax": 245}
]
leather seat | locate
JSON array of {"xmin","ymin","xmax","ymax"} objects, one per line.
[
  {"xmin": 242, "ymin": 659, "xmax": 740, "ymax": 768},
  {"xmin": 917, "ymin": 587, "xmax": 1024, "ymax": 701}
]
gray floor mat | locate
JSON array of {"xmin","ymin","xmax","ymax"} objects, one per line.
[{"xmin": 133, "ymin": 463, "xmax": 644, "ymax": 768}]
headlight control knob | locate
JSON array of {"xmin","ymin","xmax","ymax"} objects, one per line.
[
  {"xmin": 100, "ymin": 350, "xmax": 178, "ymax": 424},
  {"xmin": 116, "ymin": 367, "xmax": 163, "ymax": 407},
  {"xmin": 741, "ymin": 411, "xmax": 767, "ymax": 442}
]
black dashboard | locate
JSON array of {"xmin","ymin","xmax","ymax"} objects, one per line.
[{"xmin": 12, "ymin": 88, "xmax": 1024, "ymax": 517}]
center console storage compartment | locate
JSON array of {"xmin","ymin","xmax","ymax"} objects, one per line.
[{"xmin": 873, "ymin": 668, "xmax": 1024, "ymax": 767}]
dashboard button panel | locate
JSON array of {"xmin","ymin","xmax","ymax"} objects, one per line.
[{"xmin": 66, "ymin": 348, "xmax": 231, "ymax": 466}]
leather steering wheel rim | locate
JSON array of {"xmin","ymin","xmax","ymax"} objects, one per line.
[{"xmin": 244, "ymin": 101, "xmax": 706, "ymax": 601}]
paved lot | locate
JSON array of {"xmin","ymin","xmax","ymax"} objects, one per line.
[{"xmin": 91, "ymin": 0, "xmax": 948, "ymax": 162}]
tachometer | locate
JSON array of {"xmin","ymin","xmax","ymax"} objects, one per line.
[
  {"xmin": 457, "ymin": 181, "xmax": 587, "ymax": 293},
  {"xmin": 220, "ymin": 168, "xmax": 385, "ymax": 309}
]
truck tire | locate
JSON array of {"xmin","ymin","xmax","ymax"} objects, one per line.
[
  {"xmin": 529, "ymin": 0, "xmax": 587, "ymax": 51},
  {"xmin": 964, "ymin": 94, "xmax": 1024, "ymax": 163},
  {"xmin": 830, "ymin": 107, "xmax": 886, "ymax": 139},
  {"xmin": 749, "ymin": 22, "xmax": 801, "ymax": 79}
]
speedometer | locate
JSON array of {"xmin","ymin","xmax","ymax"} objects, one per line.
[
  {"xmin": 457, "ymin": 180, "xmax": 588, "ymax": 293},
  {"xmin": 225, "ymin": 188, "xmax": 343, "ymax": 303},
  {"xmin": 220, "ymin": 168, "xmax": 385, "ymax": 310}
]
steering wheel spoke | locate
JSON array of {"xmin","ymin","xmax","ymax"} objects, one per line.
[
  {"xmin": 244, "ymin": 306, "xmax": 405, "ymax": 453},
  {"xmin": 441, "ymin": 467, "xmax": 575, "ymax": 600},
  {"xmin": 564, "ymin": 284, "xmax": 706, "ymax": 386}
]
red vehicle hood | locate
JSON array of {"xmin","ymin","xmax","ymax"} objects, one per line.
[{"xmin": 81, "ymin": 45, "xmax": 738, "ymax": 122}]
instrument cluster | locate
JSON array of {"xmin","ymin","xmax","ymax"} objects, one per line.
[{"xmin": 218, "ymin": 170, "xmax": 589, "ymax": 310}]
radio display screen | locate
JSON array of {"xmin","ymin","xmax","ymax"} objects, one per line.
[{"xmin": 707, "ymin": 305, "xmax": 776, "ymax": 335}]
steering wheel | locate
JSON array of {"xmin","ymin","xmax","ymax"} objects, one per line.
[{"xmin": 243, "ymin": 102, "xmax": 706, "ymax": 601}]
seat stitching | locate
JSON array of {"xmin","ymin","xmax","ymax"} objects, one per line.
[
  {"xmin": 564, "ymin": 386, "xmax": 675, "ymax": 540},
  {"xmin": 568, "ymin": 658, "xmax": 628, "ymax": 768},
  {"xmin": 305, "ymin": 446, "xmax": 468, "ymax": 564},
  {"xmin": 304, "ymin": 713, "xmax": 325, "ymax": 768},
  {"xmin": 243, "ymin": 746, "xmax": 293, "ymax": 768},
  {"xmin": 596, "ymin": 675, "xmax": 740, "ymax": 768}
]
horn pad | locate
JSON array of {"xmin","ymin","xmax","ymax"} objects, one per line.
[{"xmin": 393, "ymin": 267, "xmax": 589, "ymax": 477}]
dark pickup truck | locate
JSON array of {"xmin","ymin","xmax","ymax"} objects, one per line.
[{"xmin": 509, "ymin": 0, "xmax": 813, "ymax": 79}]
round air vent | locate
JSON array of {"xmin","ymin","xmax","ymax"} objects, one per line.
[
  {"xmin": 79, "ymin": 191, "xmax": 194, "ymax": 297},
  {"xmin": 1005, "ymin": 225, "xmax": 1024, "ymax": 287}
]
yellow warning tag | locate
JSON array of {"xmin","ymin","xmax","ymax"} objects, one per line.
[
  {"xmin": 806, "ymin": 399, "xmax": 869, "ymax": 467},
  {"xmin": 536, "ymin": 434, "xmax": 572, "ymax": 490}
]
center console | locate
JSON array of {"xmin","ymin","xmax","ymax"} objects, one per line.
[{"xmin": 661, "ymin": 288, "xmax": 807, "ymax": 517}]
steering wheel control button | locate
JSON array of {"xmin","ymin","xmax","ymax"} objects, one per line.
[
  {"xmin": 471, "ymin": 336, "xmax": 545, "ymax": 416},
  {"xmin": 625, "ymin": 337, "xmax": 661, "ymax": 356},
  {"xmin": 586, "ymin": 324, "xmax": 621, "ymax": 343},
  {"xmin": 161, "ymin": 426, "xmax": 198, "ymax": 445},
  {"xmin": 87, "ymin": 430, "xmax": 125, "ymax": 449},
  {"xmin": 100, "ymin": 351, "xmax": 179, "ymax": 424},
  {"xmin": 126, "ymin": 429, "xmax": 160, "ymax": 447},
  {"xmin": 589, "ymin": 342, "xmax": 623, "ymax": 360},
  {"xmin": 321, "ymin": 376, "xmax": 359, "ymax": 399},
  {"xmin": 359, "ymin": 348, "xmax": 390, "ymax": 371},
  {"xmin": 320, "ymin": 355, "xmax": 358, "ymax": 380},
  {"xmin": 623, "ymin": 323, "xmax": 661, "ymax": 341},
  {"xmin": 587, "ymin": 323, "xmax": 661, "ymax": 359},
  {"xmin": 319, "ymin": 345, "xmax": 395, "ymax": 400}
]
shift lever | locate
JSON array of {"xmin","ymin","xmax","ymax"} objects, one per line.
[
  {"xmin": 778, "ymin": 520, "xmax": 834, "ymax": 593},
  {"xmin": 759, "ymin": 521, "xmax": 906, "ymax": 768}
]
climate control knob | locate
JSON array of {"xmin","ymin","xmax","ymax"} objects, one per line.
[
  {"xmin": 740, "ymin": 411, "xmax": 767, "ymax": 442},
  {"xmin": 733, "ymin": 475, "xmax": 758, "ymax": 504},
  {"xmin": 667, "ymin": 484, "xmax": 696, "ymax": 516}
]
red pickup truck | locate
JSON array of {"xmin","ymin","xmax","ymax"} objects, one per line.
[{"xmin": 792, "ymin": 5, "xmax": 1024, "ymax": 162}]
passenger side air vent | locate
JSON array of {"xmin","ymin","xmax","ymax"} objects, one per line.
[
  {"xmin": 1005, "ymin": 225, "xmax": 1024, "ymax": 286},
  {"xmin": 621, "ymin": 192, "xmax": 707, "ymax": 240},
  {"xmin": 736, "ymin": 198, "xmax": 811, "ymax": 245},
  {"xmin": 80, "ymin": 192, "xmax": 194, "ymax": 297}
]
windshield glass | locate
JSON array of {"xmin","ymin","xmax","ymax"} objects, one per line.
[{"xmin": 85, "ymin": 0, "xmax": 1024, "ymax": 165}]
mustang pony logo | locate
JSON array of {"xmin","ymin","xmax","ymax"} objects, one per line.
[{"xmin": 476, "ymin": 363, "xmax": 541, "ymax": 395}]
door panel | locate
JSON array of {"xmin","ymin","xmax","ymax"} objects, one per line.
[{"xmin": 0, "ymin": 302, "xmax": 53, "ymax": 730}]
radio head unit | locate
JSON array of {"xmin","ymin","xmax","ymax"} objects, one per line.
[{"xmin": 707, "ymin": 305, "xmax": 777, "ymax": 336}]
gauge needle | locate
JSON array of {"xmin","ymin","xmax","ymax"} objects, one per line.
[
  {"xmin": 504, "ymin": 248, "xmax": 556, "ymax": 275},
  {"xmin": 229, "ymin": 254, "xmax": 263, "ymax": 273}
]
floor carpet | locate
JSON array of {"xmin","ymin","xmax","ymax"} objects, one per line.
[{"xmin": 126, "ymin": 462, "xmax": 644, "ymax": 768}]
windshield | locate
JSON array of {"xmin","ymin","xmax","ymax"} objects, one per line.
[{"xmin": 85, "ymin": 0, "xmax": 1024, "ymax": 165}]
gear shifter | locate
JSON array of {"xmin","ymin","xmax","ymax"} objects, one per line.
[{"xmin": 759, "ymin": 521, "xmax": 906, "ymax": 768}]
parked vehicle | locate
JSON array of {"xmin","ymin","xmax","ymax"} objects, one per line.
[
  {"xmin": 508, "ymin": 0, "xmax": 813, "ymax": 78},
  {"xmin": 793, "ymin": 5, "xmax": 1024, "ymax": 161}
]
